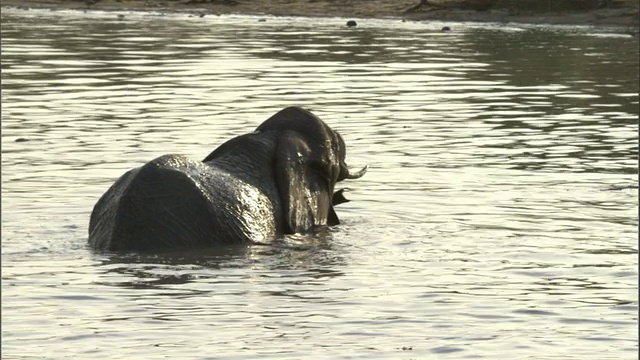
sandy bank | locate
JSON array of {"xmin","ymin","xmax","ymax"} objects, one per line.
[{"xmin": 2, "ymin": 0, "xmax": 639, "ymax": 29}]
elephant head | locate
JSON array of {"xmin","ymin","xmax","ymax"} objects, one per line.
[{"xmin": 253, "ymin": 106, "xmax": 366, "ymax": 233}]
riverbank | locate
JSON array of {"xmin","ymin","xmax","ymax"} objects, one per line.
[{"xmin": 2, "ymin": 0, "xmax": 639, "ymax": 29}]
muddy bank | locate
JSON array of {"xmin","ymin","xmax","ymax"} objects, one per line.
[{"xmin": 2, "ymin": 0, "xmax": 639, "ymax": 29}]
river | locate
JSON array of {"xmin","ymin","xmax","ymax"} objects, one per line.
[{"xmin": 1, "ymin": 8, "xmax": 638, "ymax": 359}]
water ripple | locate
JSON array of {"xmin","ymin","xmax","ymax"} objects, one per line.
[{"xmin": 2, "ymin": 8, "xmax": 638, "ymax": 360}]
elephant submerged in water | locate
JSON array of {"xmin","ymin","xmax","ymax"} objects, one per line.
[{"xmin": 88, "ymin": 106, "xmax": 367, "ymax": 251}]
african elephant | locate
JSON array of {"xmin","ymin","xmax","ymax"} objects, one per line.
[{"xmin": 88, "ymin": 106, "xmax": 367, "ymax": 251}]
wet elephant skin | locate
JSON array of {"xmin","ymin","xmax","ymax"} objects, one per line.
[{"xmin": 88, "ymin": 106, "xmax": 366, "ymax": 251}]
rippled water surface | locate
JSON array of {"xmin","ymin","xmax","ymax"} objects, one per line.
[{"xmin": 2, "ymin": 8, "xmax": 638, "ymax": 359}]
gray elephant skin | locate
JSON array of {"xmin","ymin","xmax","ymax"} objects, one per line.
[{"xmin": 88, "ymin": 106, "xmax": 367, "ymax": 251}]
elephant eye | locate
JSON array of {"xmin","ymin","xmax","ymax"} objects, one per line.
[
  {"xmin": 309, "ymin": 160, "xmax": 325, "ymax": 173},
  {"xmin": 309, "ymin": 160, "xmax": 334, "ymax": 181}
]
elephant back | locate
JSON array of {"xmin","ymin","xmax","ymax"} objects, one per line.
[{"xmin": 88, "ymin": 154, "xmax": 281, "ymax": 251}]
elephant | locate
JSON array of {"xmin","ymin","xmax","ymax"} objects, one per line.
[{"xmin": 88, "ymin": 106, "xmax": 367, "ymax": 251}]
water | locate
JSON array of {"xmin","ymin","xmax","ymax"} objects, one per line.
[{"xmin": 1, "ymin": 8, "xmax": 638, "ymax": 359}]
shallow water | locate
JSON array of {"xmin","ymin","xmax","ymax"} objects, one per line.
[{"xmin": 1, "ymin": 8, "xmax": 638, "ymax": 359}]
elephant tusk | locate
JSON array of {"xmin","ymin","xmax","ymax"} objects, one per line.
[{"xmin": 346, "ymin": 165, "xmax": 368, "ymax": 179}]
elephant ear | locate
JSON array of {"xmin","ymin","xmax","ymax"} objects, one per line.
[{"xmin": 275, "ymin": 131, "xmax": 334, "ymax": 234}]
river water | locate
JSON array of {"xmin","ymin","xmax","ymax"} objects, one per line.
[{"xmin": 1, "ymin": 8, "xmax": 638, "ymax": 359}]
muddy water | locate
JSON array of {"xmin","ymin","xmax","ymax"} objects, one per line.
[{"xmin": 1, "ymin": 8, "xmax": 638, "ymax": 359}]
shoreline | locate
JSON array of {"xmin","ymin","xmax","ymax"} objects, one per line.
[{"xmin": 2, "ymin": 0, "xmax": 639, "ymax": 29}]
